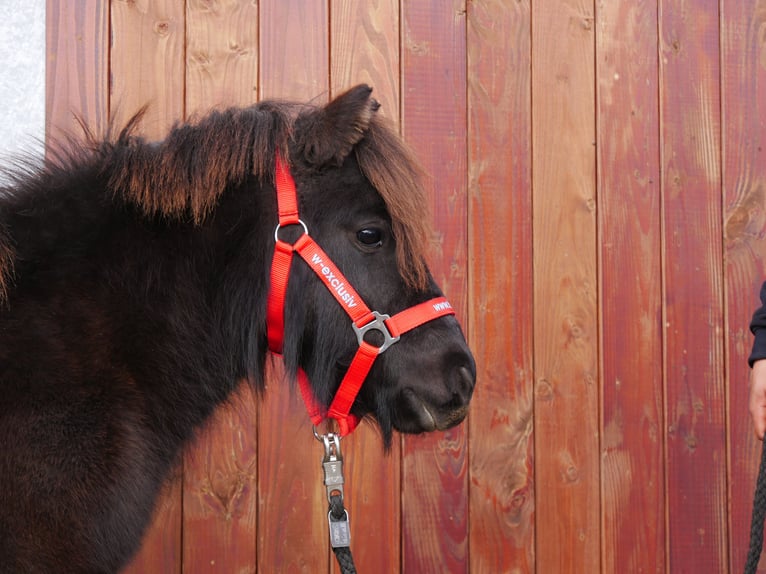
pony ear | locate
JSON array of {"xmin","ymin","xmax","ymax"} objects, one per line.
[{"xmin": 293, "ymin": 84, "xmax": 380, "ymax": 167}]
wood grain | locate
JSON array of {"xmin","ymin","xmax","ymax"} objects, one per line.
[
  {"xmin": 185, "ymin": 0, "xmax": 259, "ymax": 116},
  {"xmin": 596, "ymin": 1, "xmax": 665, "ymax": 571},
  {"xmin": 257, "ymin": 2, "xmax": 330, "ymax": 572},
  {"xmin": 111, "ymin": 1, "xmax": 186, "ymax": 571},
  {"xmin": 659, "ymin": 0, "xmax": 727, "ymax": 570},
  {"xmin": 259, "ymin": 0, "xmax": 329, "ymax": 102},
  {"xmin": 401, "ymin": 1, "xmax": 469, "ymax": 572},
  {"xmin": 721, "ymin": 1, "xmax": 766, "ymax": 572},
  {"xmin": 45, "ymin": 0, "xmax": 109, "ymax": 143},
  {"xmin": 531, "ymin": 0, "xmax": 600, "ymax": 571},
  {"xmin": 180, "ymin": 4, "xmax": 259, "ymax": 572},
  {"xmin": 330, "ymin": 2, "xmax": 402, "ymax": 572},
  {"xmin": 330, "ymin": 0, "xmax": 400, "ymax": 121},
  {"xmin": 467, "ymin": 0, "xmax": 534, "ymax": 572},
  {"xmin": 182, "ymin": 396, "xmax": 258, "ymax": 573},
  {"xmin": 110, "ymin": 0, "xmax": 186, "ymax": 139},
  {"xmin": 122, "ymin": 476, "xmax": 184, "ymax": 574}
]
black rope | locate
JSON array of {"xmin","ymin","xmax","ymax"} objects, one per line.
[
  {"xmin": 745, "ymin": 438, "xmax": 766, "ymax": 574},
  {"xmin": 332, "ymin": 546, "xmax": 357, "ymax": 574},
  {"xmin": 329, "ymin": 494, "xmax": 357, "ymax": 574}
]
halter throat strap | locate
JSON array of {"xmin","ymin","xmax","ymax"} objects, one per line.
[{"xmin": 266, "ymin": 154, "xmax": 455, "ymax": 436}]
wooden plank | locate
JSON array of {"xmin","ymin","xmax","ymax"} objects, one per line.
[
  {"xmin": 330, "ymin": 2, "xmax": 401, "ymax": 573},
  {"xmin": 45, "ymin": 0, "xmax": 109, "ymax": 142},
  {"xmin": 401, "ymin": 1, "xmax": 468, "ymax": 571},
  {"xmin": 596, "ymin": 1, "xmax": 665, "ymax": 572},
  {"xmin": 257, "ymin": 2, "xmax": 330, "ymax": 572},
  {"xmin": 330, "ymin": 0, "xmax": 400, "ymax": 120},
  {"xmin": 111, "ymin": 1, "xmax": 186, "ymax": 571},
  {"xmin": 531, "ymin": 0, "xmax": 600, "ymax": 571},
  {"xmin": 466, "ymin": 1, "xmax": 534, "ymax": 572},
  {"xmin": 180, "ymin": 3, "xmax": 260, "ymax": 573},
  {"xmin": 122, "ymin": 477, "xmax": 184, "ymax": 573},
  {"xmin": 659, "ymin": 0, "xmax": 727, "ymax": 570},
  {"xmin": 110, "ymin": 0, "xmax": 186, "ymax": 139},
  {"xmin": 182, "ymin": 398, "xmax": 258, "ymax": 573},
  {"xmin": 259, "ymin": 0, "xmax": 329, "ymax": 102},
  {"xmin": 721, "ymin": 1, "xmax": 766, "ymax": 572},
  {"xmin": 185, "ymin": 0, "xmax": 259, "ymax": 116}
]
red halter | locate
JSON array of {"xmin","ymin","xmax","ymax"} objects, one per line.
[{"xmin": 266, "ymin": 154, "xmax": 456, "ymax": 436}]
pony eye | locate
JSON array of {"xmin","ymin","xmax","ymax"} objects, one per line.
[{"xmin": 356, "ymin": 227, "xmax": 384, "ymax": 247}]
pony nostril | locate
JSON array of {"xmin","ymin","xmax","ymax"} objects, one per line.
[{"xmin": 452, "ymin": 364, "xmax": 475, "ymax": 405}]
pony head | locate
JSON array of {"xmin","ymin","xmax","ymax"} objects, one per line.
[{"xmin": 277, "ymin": 86, "xmax": 476, "ymax": 444}]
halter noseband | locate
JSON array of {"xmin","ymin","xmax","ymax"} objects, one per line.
[{"xmin": 266, "ymin": 154, "xmax": 456, "ymax": 436}]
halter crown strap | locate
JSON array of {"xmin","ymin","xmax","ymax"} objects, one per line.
[{"xmin": 266, "ymin": 154, "xmax": 455, "ymax": 436}]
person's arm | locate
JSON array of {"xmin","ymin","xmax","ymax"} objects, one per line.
[
  {"xmin": 749, "ymin": 282, "xmax": 766, "ymax": 439},
  {"xmin": 751, "ymin": 360, "xmax": 766, "ymax": 440}
]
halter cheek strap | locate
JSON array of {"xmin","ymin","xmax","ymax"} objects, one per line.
[{"xmin": 266, "ymin": 154, "xmax": 455, "ymax": 436}]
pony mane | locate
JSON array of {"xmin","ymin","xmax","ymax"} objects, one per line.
[
  {"xmin": 0, "ymin": 95, "xmax": 433, "ymax": 299},
  {"xmin": 107, "ymin": 102, "xmax": 298, "ymax": 223}
]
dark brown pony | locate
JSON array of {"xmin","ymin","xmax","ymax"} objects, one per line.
[{"xmin": 0, "ymin": 85, "xmax": 475, "ymax": 573}]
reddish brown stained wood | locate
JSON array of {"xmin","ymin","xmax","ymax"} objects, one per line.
[
  {"xmin": 330, "ymin": 0, "xmax": 400, "ymax": 121},
  {"xmin": 721, "ymin": 1, "xmax": 766, "ymax": 572},
  {"xmin": 259, "ymin": 0, "xmax": 330, "ymax": 102},
  {"xmin": 256, "ymin": 365, "xmax": 329, "ymax": 573},
  {"xmin": 180, "ymin": 4, "xmax": 259, "ymax": 572},
  {"xmin": 531, "ymin": 0, "xmax": 600, "ymax": 571},
  {"xmin": 122, "ymin": 478, "xmax": 184, "ymax": 574},
  {"xmin": 111, "ymin": 1, "xmax": 186, "ymax": 571},
  {"xmin": 660, "ymin": 0, "xmax": 727, "ymax": 571},
  {"xmin": 401, "ymin": 1, "xmax": 469, "ymax": 572},
  {"xmin": 185, "ymin": 0, "xmax": 259, "ymax": 116},
  {"xmin": 45, "ymin": 0, "xmax": 109, "ymax": 142},
  {"xmin": 257, "ymin": 2, "xmax": 330, "ymax": 572},
  {"xmin": 110, "ymin": 0, "xmax": 186, "ymax": 139},
  {"xmin": 327, "ymin": 426, "xmax": 400, "ymax": 574},
  {"xmin": 330, "ymin": 3, "xmax": 402, "ymax": 572},
  {"xmin": 182, "ymin": 394, "xmax": 258, "ymax": 574},
  {"xmin": 466, "ymin": 0, "xmax": 534, "ymax": 572},
  {"xmin": 596, "ymin": 1, "xmax": 665, "ymax": 572}
]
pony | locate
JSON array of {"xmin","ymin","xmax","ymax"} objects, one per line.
[{"xmin": 0, "ymin": 85, "xmax": 475, "ymax": 572}]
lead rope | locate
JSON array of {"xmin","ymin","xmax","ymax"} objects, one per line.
[
  {"xmin": 316, "ymin": 430, "xmax": 357, "ymax": 574},
  {"xmin": 745, "ymin": 438, "xmax": 766, "ymax": 573}
]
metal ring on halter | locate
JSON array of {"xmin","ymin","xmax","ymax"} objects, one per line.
[
  {"xmin": 274, "ymin": 219, "xmax": 309, "ymax": 243},
  {"xmin": 313, "ymin": 421, "xmax": 343, "ymax": 442},
  {"xmin": 313, "ymin": 425, "xmax": 343, "ymax": 442}
]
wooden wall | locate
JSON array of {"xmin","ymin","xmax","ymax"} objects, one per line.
[{"xmin": 43, "ymin": 0, "xmax": 766, "ymax": 572}]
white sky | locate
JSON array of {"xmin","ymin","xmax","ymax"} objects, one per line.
[{"xmin": 0, "ymin": 0, "xmax": 46, "ymax": 160}]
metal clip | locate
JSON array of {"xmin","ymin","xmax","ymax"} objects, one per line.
[
  {"xmin": 319, "ymin": 431, "xmax": 344, "ymax": 504},
  {"xmin": 327, "ymin": 508, "xmax": 351, "ymax": 548},
  {"xmin": 314, "ymin": 428, "xmax": 352, "ymax": 550}
]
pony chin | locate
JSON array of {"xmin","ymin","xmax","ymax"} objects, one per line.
[
  {"xmin": 377, "ymin": 346, "xmax": 476, "ymax": 438},
  {"xmin": 392, "ymin": 383, "xmax": 472, "ymax": 435}
]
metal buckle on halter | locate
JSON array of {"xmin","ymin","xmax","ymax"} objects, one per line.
[{"xmin": 352, "ymin": 311, "xmax": 400, "ymax": 354}]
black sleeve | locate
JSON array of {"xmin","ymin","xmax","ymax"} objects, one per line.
[{"xmin": 750, "ymin": 281, "xmax": 766, "ymax": 367}]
